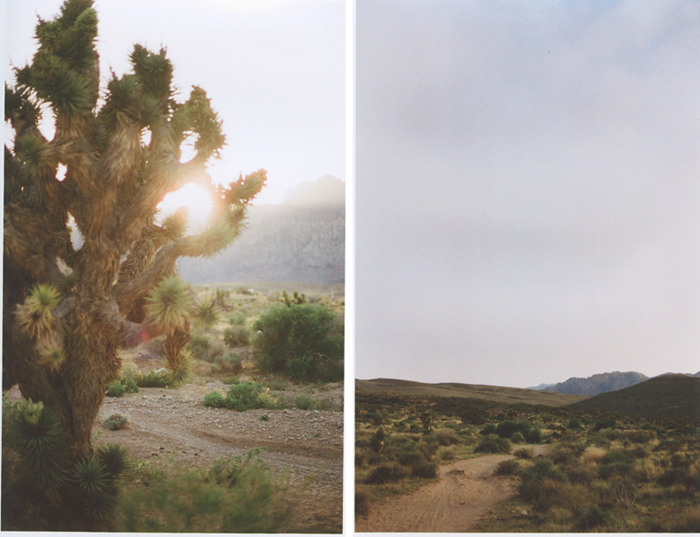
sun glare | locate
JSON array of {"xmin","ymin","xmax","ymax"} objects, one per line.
[{"xmin": 157, "ymin": 183, "xmax": 214, "ymax": 229}]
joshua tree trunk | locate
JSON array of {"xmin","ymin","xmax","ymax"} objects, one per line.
[{"xmin": 4, "ymin": 0, "xmax": 265, "ymax": 458}]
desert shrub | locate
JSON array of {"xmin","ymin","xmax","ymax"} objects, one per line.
[
  {"xmin": 582, "ymin": 447, "xmax": 607, "ymax": 465},
  {"xmin": 411, "ymin": 460, "xmax": 438, "ymax": 479},
  {"xmin": 565, "ymin": 463, "xmax": 595, "ymax": 485},
  {"xmin": 215, "ymin": 352, "xmax": 242, "ymax": 374},
  {"xmin": 103, "ymin": 413, "xmax": 128, "ymax": 431},
  {"xmin": 106, "ymin": 382, "xmax": 126, "ymax": 398},
  {"xmin": 496, "ymin": 420, "xmax": 532, "ymax": 439},
  {"xmin": 223, "ymin": 325, "xmax": 250, "ymax": 347},
  {"xmin": 518, "ymin": 457, "xmax": 569, "ymax": 506},
  {"xmin": 514, "ymin": 447, "xmax": 534, "ymax": 460},
  {"xmin": 441, "ymin": 449, "xmax": 455, "ymax": 461},
  {"xmin": 134, "ymin": 369, "xmax": 170, "ymax": 388},
  {"xmin": 655, "ymin": 439, "xmax": 683, "ymax": 453},
  {"xmin": 117, "ymin": 451, "xmax": 289, "ymax": 532},
  {"xmin": 397, "ymin": 445, "xmax": 422, "ymax": 467},
  {"xmin": 658, "ymin": 468, "xmax": 698, "ymax": 490},
  {"xmin": 355, "ymin": 490, "xmax": 370, "ymax": 516},
  {"xmin": 253, "ymin": 304, "xmax": 343, "ymax": 382},
  {"xmin": 365, "ymin": 463, "xmax": 408, "ymax": 485},
  {"xmin": 510, "ymin": 431, "xmax": 526, "ymax": 444},
  {"xmin": 203, "ymin": 391, "xmax": 226, "ymax": 408},
  {"xmin": 624, "ymin": 430, "xmax": 656, "ymax": 444},
  {"xmin": 598, "ymin": 450, "xmax": 635, "ymax": 479},
  {"xmin": 577, "ymin": 505, "xmax": 610, "ymax": 530},
  {"xmin": 435, "ymin": 428, "xmax": 461, "ymax": 446},
  {"xmin": 551, "ymin": 446, "xmax": 578, "ymax": 466},
  {"xmin": 227, "ymin": 313, "xmax": 247, "ymax": 326},
  {"xmin": 593, "ymin": 418, "xmax": 616, "ymax": 432},
  {"xmin": 526, "ymin": 427, "xmax": 542, "ymax": 444},
  {"xmin": 475, "ymin": 434, "xmax": 511, "ymax": 454},
  {"xmin": 226, "ymin": 382, "xmax": 275, "ymax": 411},
  {"xmin": 294, "ymin": 393, "xmax": 315, "ymax": 410},
  {"xmin": 420, "ymin": 435, "xmax": 440, "ymax": 460},
  {"xmin": 631, "ymin": 446, "xmax": 649, "ymax": 459},
  {"xmin": 494, "ymin": 459, "xmax": 520, "ymax": 476},
  {"xmin": 480, "ymin": 423, "xmax": 497, "ymax": 435},
  {"xmin": 568, "ymin": 418, "xmax": 582, "ymax": 429},
  {"xmin": 186, "ymin": 334, "xmax": 212, "ymax": 360}
]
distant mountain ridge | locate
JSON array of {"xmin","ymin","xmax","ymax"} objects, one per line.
[
  {"xmin": 180, "ymin": 175, "xmax": 344, "ymax": 284},
  {"xmin": 543, "ymin": 371, "xmax": 649, "ymax": 396},
  {"xmin": 568, "ymin": 375, "xmax": 700, "ymax": 418}
]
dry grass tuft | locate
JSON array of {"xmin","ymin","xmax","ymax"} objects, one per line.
[{"xmin": 582, "ymin": 446, "xmax": 606, "ymax": 464}]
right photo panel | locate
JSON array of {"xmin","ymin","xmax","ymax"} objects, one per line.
[{"xmin": 354, "ymin": 1, "xmax": 700, "ymax": 532}]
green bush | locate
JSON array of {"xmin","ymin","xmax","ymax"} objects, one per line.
[
  {"xmin": 412, "ymin": 460, "xmax": 439, "ymax": 479},
  {"xmin": 518, "ymin": 457, "xmax": 569, "ymax": 509},
  {"xmin": 514, "ymin": 447, "xmax": 534, "ymax": 459},
  {"xmin": 494, "ymin": 459, "xmax": 520, "ymax": 476},
  {"xmin": 186, "ymin": 334, "xmax": 212, "ymax": 360},
  {"xmin": 577, "ymin": 505, "xmax": 610, "ymax": 530},
  {"xmin": 203, "ymin": 391, "xmax": 226, "ymax": 408},
  {"xmin": 106, "ymin": 382, "xmax": 126, "ymax": 398},
  {"xmin": 214, "ymin": 352, "xmax": 242, "ymax": 374},
  {"xmin": 496, "ymin": 420, "xmax": 532, "ymax": 439},
  {"xmin": 598, "ymin": 450, "xmax": 635, "ymax": 479},
  {"xmin": 132, "ymin": 369, "xmax": 170, "ymax": 388},
  {"xmin": 435, "ymin": 428, "xmax": 461, "ymax": 446},
  {"xmin": 475, "ymin": 434, "xmax": 511, "ymax": 454},
  {"xmin": 223, "ymin": 325, "xmax": 250, "ymax": 347},
  {"xmin": 526, "ymin": 427, "xmax": 542, "ymax": 444},
  {"xmin": 593, "ymin": 418, "xmax": 616, "ymax": 432},
  {"xmin": 511, "ymin": 431, "xmax": 526, "ymax": 444},
  {"xmin": 225, "ymin": 382, "xmax": 275, "ymax": 411},
  {"xmin": 365, "ymin": 463, "xmax": 408, "ymax": 485},
  {"xmin": 117, "ymin": 451, "xmax": 289, "ymax": 532},
  {"xmin": 480, "ymin": 423, "xmax": 497, "ymax": 435},
  {"xmin": 252, "ymin": 303, "xmax": 343, "ymax": 382}
]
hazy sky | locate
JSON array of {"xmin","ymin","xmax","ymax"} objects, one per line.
[
  {"xmin": 355, "ymin": 0, "xmax": 700, "ymax": 388},
  {"xmin": 3, "ymin": 0, "xmax": 345, "ymax": 207}
]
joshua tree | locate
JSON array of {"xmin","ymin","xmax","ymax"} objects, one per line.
[{"xmin": 4, "ymin": 0, "xmax": 265, "ymax": 461}]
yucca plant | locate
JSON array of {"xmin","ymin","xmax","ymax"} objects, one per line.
[{"xmin": 4, "ymin": 0, "xmax": 265, "ymax": 528}]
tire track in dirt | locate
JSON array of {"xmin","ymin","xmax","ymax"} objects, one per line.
[{"xmin": 356, "ymin": 446, "xmax": 548, "ymax": 533}]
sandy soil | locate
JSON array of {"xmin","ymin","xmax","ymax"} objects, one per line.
[
  {"xmin": 356, "ymin": 445, "xmax": 548, "ymax": 533},
  {"xmin": 7, "ymin": 381, "xmax": 344, "ymax": 533}
]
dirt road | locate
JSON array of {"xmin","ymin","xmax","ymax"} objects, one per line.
[{"xmin": 356, "ymin": 446, "xmax": 547, "ymax": 533}]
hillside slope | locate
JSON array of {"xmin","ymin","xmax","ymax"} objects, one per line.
[
  {"xmin": 180, "ymin": 175, "xmax": 344, "ymax": 284},
  {"xmin": 567, "ymin": 374, "xmax": 700, "ymax": 418},
  {"xmin": 543, "ymin": 371, "xmax": 648, "ymax": 396},
  {"xmin": 356, "ymin": 378, "xmax": 587, "ymax": 407}
]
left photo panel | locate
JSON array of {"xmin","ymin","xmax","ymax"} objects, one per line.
[{"xmin": 2, "ymin": 0, "xmax": 345, "ymax": 532}]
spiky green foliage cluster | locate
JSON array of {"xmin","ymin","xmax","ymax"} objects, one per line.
[
  {"xmin": 15, "ymin": 284, "xmax": 61, "ymax": 341},
  {"xmin": 280, "ymin": 289, "xmax": 306, "ymax": 307},
  {"xmin": 2, "ymin": 398, "xmax": 130, "ymax": 530},
  {"xmin": 193, "ymin": 295, "xmax": 221, "ymax": 331},
  {"xmin": 146, "ymin": 276, "xmax": 193, "ymax": 333}
]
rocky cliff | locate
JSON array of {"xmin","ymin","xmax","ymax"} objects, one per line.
[{"xmin": 179, "ymin": 175, "xmax": 345, "ymax": 284}]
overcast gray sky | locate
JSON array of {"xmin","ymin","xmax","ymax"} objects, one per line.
[
  {"xmin": 356, "ymin": 0, "xmax": 700, "ymax": 388},
  {"xmin": 4, "ymin": 0, "xmax": 344, "ymax": 207}
]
